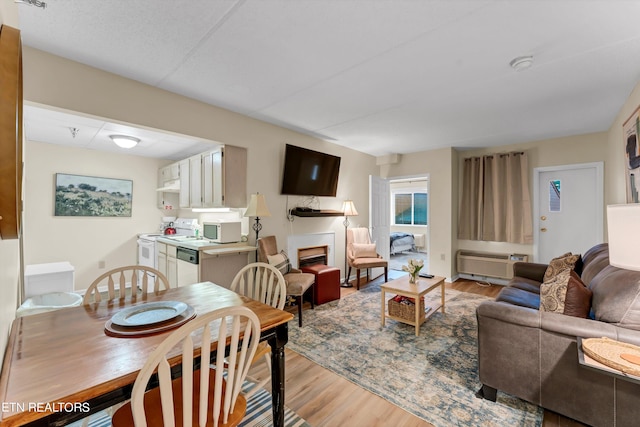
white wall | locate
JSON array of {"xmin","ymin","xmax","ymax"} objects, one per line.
[
  {"xmin": 23, "ymin": 141, "xmax": 167, "ymax": 290},
  {"xmin": 21, "ymin": 47, "xmax": 378, "ymax": 284},
  {"xmin": 380, "ymin": 147, "xmax": 457, "ymax": 278}
]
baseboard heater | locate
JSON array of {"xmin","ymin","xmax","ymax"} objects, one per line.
[{"xmin": 456, "ymin": 250, "xmax": 528, "ymax": 280}]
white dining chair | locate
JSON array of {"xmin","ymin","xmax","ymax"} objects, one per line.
[
  {"xmin": 230, "ymin": 262, "xmax": 286, "ymax": 397},
  {"xmin": 82, "ymin": 265, "xmax": 170, "ymax": 304},
  {"xmin": 111, "ymin": 305, "xmax": 260, "ymax": 427}
]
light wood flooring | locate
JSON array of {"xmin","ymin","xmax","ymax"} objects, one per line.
[{"xmin": 263, "ymin": 270, "xmax": 586, "ymax": 426}]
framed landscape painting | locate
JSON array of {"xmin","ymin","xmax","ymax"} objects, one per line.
[
  {"xmin": 623, "ymin": 106, "xmax": 640, "ymax": 203},
  {"xmin": 54, "ymin": 173, "xmax": 133, "ymax": 217}
]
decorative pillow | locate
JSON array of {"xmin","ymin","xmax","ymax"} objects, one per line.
[
  {"xmin": 267, "ymin": 251, "xmax": 291, "ymax": 276},
  {"xmin": 540, "ymin": 269, "xmax": 572, "ymax": 313},
  {"xmin": 563, "ymin": 270, "xmax": 592, "ymax": 318},
  {"xmin": 352, "ymin": 243, "xmax": 377, "ymax": 258},
  {"xmin": 543, "ymin": 252, "xmax": 581, "ymax": 282}
]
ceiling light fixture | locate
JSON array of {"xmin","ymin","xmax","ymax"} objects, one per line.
[
  {"xmin": 509, "ymin": 55, "xmax": 534, "ymax": 71},
  {"xmin": 109, "ymin": 135, "xmax": 140, "ymax": 149}
]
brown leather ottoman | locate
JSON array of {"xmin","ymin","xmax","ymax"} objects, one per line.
[{"xmin": 301, "ymin": 264, "xmax": 340, "ymax": 304}]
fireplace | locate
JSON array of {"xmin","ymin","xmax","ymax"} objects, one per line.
[
  {"xmin": 287, "ymin": 232, "xmax": 335, "ymax": 269},
  {"xmin": 298, "ymin": 245, "xmax": 328, "ymax": 268}
]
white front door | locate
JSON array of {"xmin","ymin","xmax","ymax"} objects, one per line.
[
  {"xmin": 369, "ymin": 175, "xmax": 390, "ymax": 261},
  {"xmin": 534, "ymin": 162, "xmax": 603, "ymax": 263}
]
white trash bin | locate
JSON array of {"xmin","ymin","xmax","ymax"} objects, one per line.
[{"xmin": 19, "ymin": 262, "xmax": 80, "ymax": 317}]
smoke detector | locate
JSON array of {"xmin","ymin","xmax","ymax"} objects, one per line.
[{"xmin": 509, "ymin": 55, "xmax": 534, "ymax": 71}]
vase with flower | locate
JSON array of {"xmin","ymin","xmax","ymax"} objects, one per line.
[{"xmin": 402, "ymin": 259, "xmax": 424, "ymax": 284}]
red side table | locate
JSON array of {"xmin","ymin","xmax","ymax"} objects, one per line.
[{"xmin": 301, "ymin": 264, "xmax": 341, "ymax": 305}]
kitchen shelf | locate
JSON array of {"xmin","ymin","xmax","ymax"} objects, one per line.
[{"xmin": 289, "ymin": 209, "xmax": 344, "ymax": 217}]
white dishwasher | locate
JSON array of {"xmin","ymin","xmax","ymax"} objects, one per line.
[{"xmin": 176, "ymin": 246, "xmax": 199, "ymax": 287}]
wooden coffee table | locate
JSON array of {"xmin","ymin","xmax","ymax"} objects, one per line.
[{"xmin": 381, "ymin": 274, "xmax": 445, "ymax": 336}]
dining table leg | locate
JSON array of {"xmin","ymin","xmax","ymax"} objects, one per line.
[{"xmin": 269, "ymin": 322, "xmax": 289, "ymax": 427}]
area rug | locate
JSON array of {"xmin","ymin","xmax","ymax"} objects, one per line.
[
  {"xmin": 71, "ymin": 382, "xmax": 310, "ymax": 427},
  {"xmin": 287, "ymin": 282, "xmax": 543, "ymax": 427}
]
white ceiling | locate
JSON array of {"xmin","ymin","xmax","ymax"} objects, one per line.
[{"xmin": 17, "ymin": 0, "xmax": 640, "ymax": 159}]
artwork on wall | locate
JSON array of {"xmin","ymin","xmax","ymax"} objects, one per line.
[
  {"xmin": 54, "ymin": 173, "xmax": 133, "ymax": 217},
  {"xmin": 623, "ymin": 106, "xmax": 640, "ymax": 203}
]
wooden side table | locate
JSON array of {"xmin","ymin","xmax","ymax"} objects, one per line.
[{"xmin": 381, "ymin": 274, "xmax": 445, "ymax": 336}]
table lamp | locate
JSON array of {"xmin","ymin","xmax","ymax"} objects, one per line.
[
  {"xmin": 342, "ymin": 200, "xmax": 359, "ymax": 288},
  {"xmin": 245, "ymin": 193, "xmax": 271, "ymax": 244},
  {"xmin": 607, "ymin": 204, "xmax": 640, "ymax": 271}
]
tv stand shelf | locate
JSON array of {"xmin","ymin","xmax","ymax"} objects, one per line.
[{"xmin": 290, "ymin": 209, "xmax": 344, "ymax": 217}]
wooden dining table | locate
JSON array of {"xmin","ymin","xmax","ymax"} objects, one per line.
[{"xmin": 0, "ymin": 281, "xmax": 294, "ymax": 427}]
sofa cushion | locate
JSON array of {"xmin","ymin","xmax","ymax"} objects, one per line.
[
  {"xmin": 543, "ymin": 253, "xmax": 580, "ymax": 282},
  {"xmin": 590, "ymin": 265, "xmax": 640, "ymax": 330},
  {"xmin": 495, "ymin": 286, "xmax": 540, "ymax": 309},
  {"xmin": 509, "ymin": 277, "xmax": 543, "ymax": 294},
  {"xmin": 582, "ymin": 252, "xmax": 610, "ymax": 286},
  {"xmin": 540, "ymin": 269, "xmax": 572, "ymax": 313},
  {"xmin": 563, "ymin": 271, "xmax": 592, "ymax": 318}
]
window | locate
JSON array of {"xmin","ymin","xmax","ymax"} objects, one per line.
[{"xmin": 393, "ymin": 192, "xmax": 428, "ymax": 225}]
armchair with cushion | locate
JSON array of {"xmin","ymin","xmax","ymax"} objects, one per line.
[
  {"xmin": 257, "ymin": 236, "xmax": 315, "ymax": 326},
  {"xmin": 346, "ymin": 227, "xmax": 388, "ymax": 290}
]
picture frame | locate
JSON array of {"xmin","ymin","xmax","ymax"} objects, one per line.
[
  {"xmin": 54, "ymin": 173, "xmax": 133, "ymax": 217},
  {"xmin": 623, "ymin": 106, "xmax": 640, "ymax": 203}
]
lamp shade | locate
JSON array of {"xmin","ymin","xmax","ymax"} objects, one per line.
[
  {"xmin": 342, "ymin": 200, "xmax": 358, "ymax": 216},
  {"xmin": 607, "ymin": 204, "xmax": 640, "ymax": 271},
  {"xmin": 245, "ymin": 193, "xmax": 271, "ymax": 217}
]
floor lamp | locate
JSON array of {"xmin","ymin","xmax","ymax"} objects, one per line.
[
  {"xmin": 341, "ymin": 200, "xmax": 359, "ymax": 288},
  {"xmin": 245, "ymin": 193, "xmax": 271, "ymax": 246}
]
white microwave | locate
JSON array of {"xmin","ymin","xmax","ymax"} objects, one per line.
[{"xmin": 202, "ymin": 221, "xmax": 241, "ymax": 243}]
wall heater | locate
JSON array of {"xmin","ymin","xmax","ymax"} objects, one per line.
[{"xmin": 456, "ymin": 250, "xmax": 528, "ymax": 280}]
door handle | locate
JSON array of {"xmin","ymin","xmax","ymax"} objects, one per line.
[
  {"xmin": 540, "ymin": 216, "xmax": 547, "ymax": 221},
  {"xmin": 540, "ymin": 228, "xmax": 547, "ymax": 232}
]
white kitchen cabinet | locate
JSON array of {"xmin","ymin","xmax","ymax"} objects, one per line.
[
  {"xmin": 202, "ymin": 148, "xmax": 222, "ymax": 207},
  {"xmin": 156, "ymin": 242, "xmax": 167, "ymax": 278},
  {"xmin": 179, "ymin": 159, "xmax": 190, "ymax": 208},
  {"xmin": 176, "ymin": 145, "xmax": 246, "ymax": 209},
  {"xmin": 166, "ymin": 244, "xmax": 178, "ymax": 288},
  {"xmin": 157, "ymin": 163, "xmax": 180, "ymax": 209},
  {"xmin": 189, "ymin": 154, "xmax": 203, "ymax": 208}
]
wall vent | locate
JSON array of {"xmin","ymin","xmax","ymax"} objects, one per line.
[{"xmin": 456, "ymin": 250, "xmax": 528, "ymax": 280}]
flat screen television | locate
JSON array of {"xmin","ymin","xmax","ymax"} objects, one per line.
[{"xmin": 280, "ymin": 144, "xmax": 341, "ymax": 197}]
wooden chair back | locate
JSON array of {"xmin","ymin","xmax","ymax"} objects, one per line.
[
  {"xmin": 112, "ymin": 306, "xmax": 260, "ymax": 427},
  {"xmin": 83, "ymin": 265, "xmax": 170, "ymax": 304},
  {"xmin": 231, "ymin": 262, "xmax": 287, "ymax": 310}
]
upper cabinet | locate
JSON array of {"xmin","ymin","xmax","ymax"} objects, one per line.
[{"xmin": 174, "ymin": 145, "xmax": 247, "ymax": 209}]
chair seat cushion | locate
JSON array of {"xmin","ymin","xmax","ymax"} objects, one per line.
[
  {"xmin": 112, "ymin": 369, "xmax": 246, "ymax": 427},
  {"xmin": 284, "ymin": 272, "xmax": 315, "ymax": 295},
  {"xmin": 350, "ymin": 257, "xmax": 388, "ymax": 269}
]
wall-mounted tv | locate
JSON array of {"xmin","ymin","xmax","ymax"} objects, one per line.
[{"xmin": 280, "ymin": 144, "xmax": 341, "ymax": 197}]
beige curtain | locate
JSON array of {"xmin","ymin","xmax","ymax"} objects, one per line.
[{"xmin": 458, "ymin": 152, "xmax": 532, "ymax": 244}]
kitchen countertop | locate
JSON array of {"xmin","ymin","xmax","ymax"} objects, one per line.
[{"xmin": 156, "ymin": 235, "xmax": 255, "ymax": 253}]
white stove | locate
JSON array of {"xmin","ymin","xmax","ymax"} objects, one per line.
[{"xmin": 137, "ymin": 218, "xmax": 199, "ymax": 279}]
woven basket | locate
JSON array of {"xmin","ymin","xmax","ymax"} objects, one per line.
[{"xmin": 388, "ymin": 297, "xmax": 425, "ymax": 323}]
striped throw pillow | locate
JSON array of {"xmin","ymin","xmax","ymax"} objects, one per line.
[{"xmin": 267, "ymin": 251, "xmax": 291, "ymax": 276}]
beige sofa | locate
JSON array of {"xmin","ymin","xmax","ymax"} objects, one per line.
[{"xmin": 476, "ymin": 243, "xmax": 640, "ymax": 427}]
